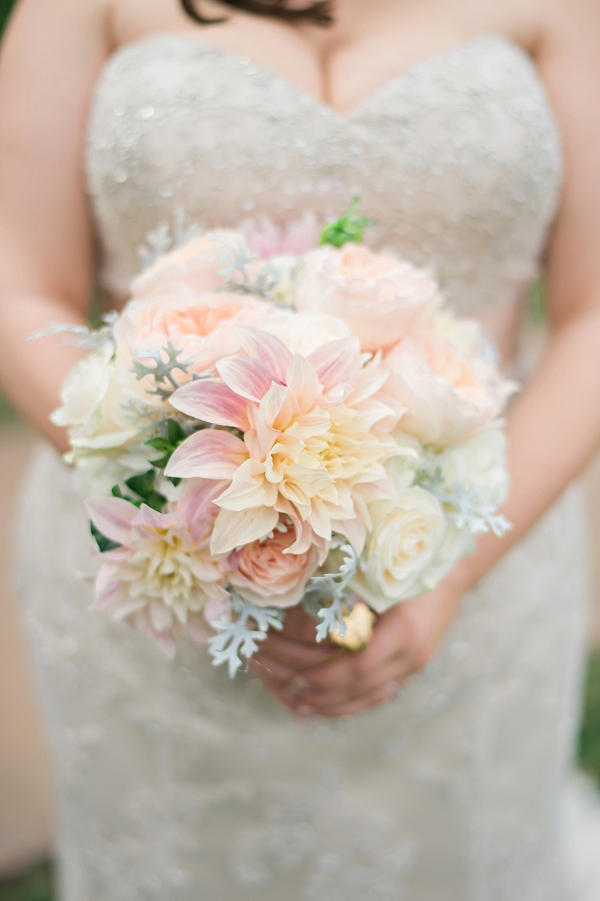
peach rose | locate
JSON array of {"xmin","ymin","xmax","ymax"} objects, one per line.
[
  {"xmin": 131, "ymin": 230, "xmax": 243, "ymax": 299},
  {"xmin": 295, "ymin": 244, "xmax": 437, "ymax": 352},
  {"xmin": 382, "ymin": 330, "xmax": 502, "ymax": 447},
  {"xmin": 227, "ymin": 521, "xmax": 318, "ymax": 608},
  {"xmin": 114, "ymin": 291, "xmax": 272, "ymax": 382}
]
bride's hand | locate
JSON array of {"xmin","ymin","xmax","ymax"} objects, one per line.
[{"xmin": 250, "ymin": 582, "xmax": 464, "ymax": 718}]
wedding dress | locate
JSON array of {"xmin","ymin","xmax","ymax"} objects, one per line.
[{"xmin": 17, "ymin": 33, "xmax": 600, "ymax": 900}]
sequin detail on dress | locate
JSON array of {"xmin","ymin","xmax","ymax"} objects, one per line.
[{"xmin": 86, "ymin": 34, "xmax": 562, "ymax": 312}]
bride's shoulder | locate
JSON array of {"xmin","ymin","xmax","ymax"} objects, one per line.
[
  {"xmin": 0, "ymin": 0, "xmax": 111, "ymax": 55},
  {"xmin": 536, "ymin": 0, "xmax": 600, "ymax": 48}
]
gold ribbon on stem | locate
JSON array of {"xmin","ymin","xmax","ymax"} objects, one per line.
[{"xmin": 329, "ymin": 601, "xmax": 377, "ymax": 652}]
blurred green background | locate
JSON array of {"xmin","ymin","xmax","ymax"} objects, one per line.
[
  {"xmin": 0, "ymin": 1, "xmax": 598, "ymax": 898},
  {"xmin": 0, "ymin": 0, "xmax": 14, "ymax": 35}
]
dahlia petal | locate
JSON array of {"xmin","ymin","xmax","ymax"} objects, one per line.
[
  {"xmin": 150, "ymin": 600, "xmax": 173, "ymax": 632},
  {"xmin": 85, "ymin": 497, "xmax": 137, "ymax": 546},
  {"xmin": 306, "ymin": 496, "xmax": 332, "ymax": 541},
  {"xmin": 91, "ymin": 572, "xmax": 123, "ymax": 612},
  {"xmin": 346, "ymin": 366, "xmax": 390, "ymax": 404},
  {"xmin": 215, "ymin": 459, "xmax": 277, "ymax": 511},
  {"xmin": 259, "ymin": 382, "xmax": 299, "ymax": 430},
  {"xmin": 108, "ymin": 596, "xmax": 148, "ymax": 620},
  {"xmin": 133, "ymin": 504, "xmax": 180, "ymax": 538},
  {"xmin": 285, "ymin": 353, "xmax": 320, "ymax": 414},
  {"xmin": 177, "ymin": 478, "xmax": 231, "ymax": 542},
  {"xmin": 352, "ymin": 398, "xmax": 400, "ymax": 430},
  {"xmin": 237, "ymin": 326, "xmax": 293, "ymax": 382},
  {"xmin": 170, "ymin": 379, "xmax": 250, "ymax": 429},
  {"xmin": 210, "ymin": 506, "xmax": 279, "ymax": 555},
  {"xmin": 246, "ymin": 405, "xmax": 280, "ymax": 460},
  {"xmin": 166, "ymin": 429, "xmax": 248, "ymax": 480},
  {"xmin": 308, "ymin": 337, "xmax": 361, "ymax": 394},
  {"xmin": 333, "ymin": 514, "xmax": 367, "ymax": 556},
  {"xmin": 217, "ymin": 355, "xmax": 273, "ymax": 402}
]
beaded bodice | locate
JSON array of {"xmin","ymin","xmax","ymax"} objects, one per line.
[{"xmin": 86, "ymin": 33, "xmax": 563, "ymax": 314}]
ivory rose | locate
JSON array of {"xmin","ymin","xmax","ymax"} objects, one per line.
[
  {"xmin": 50, "ymin": 340, "xmax": 150, "ymax": 467},
  {"xmin": 382, "ymin": 330, "xmax": 503, "ymax": 447},
  {"xmin": 264, "ymin": 309, "xmax": 352, "ymax": 355},
  {"xmin": 351, "ymin": 486, "xmax": 447, "ymax": 612},
  {"xmin": 131, "ymin": 230, "xmax": 242, "ymax": 299},
  {"xmin": 227, "ymin": 519, "xmax": 318, "ymax": 608},
  {"xmin": 436, "ymin": 427, "xmax": 509, "ymax": 510},
  {"xmin": 295, "ymin": 244, "xmax": 437, "ymax": 352}
]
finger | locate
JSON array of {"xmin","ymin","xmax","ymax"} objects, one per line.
[
  {"xmin": 289, "ymin": 604, "xmax": 413, "ymax": 693},
  {"xmin": 258, "ymin": 672, "xmax": 315, "ymax": 717},
  {"xmin": 311, "ymin": 684, "xmax": 399, "ymax": 719},
  {"xmin": 293, "ymin": 657, "xmax": 406, "ymax": 709},
  {"xmin": 280, "ymin": 606, "xmax": 330, "ymax": 645},
  {"xmin": 248, "ymin": 653, "xmax": 296, "ymax": 685},
  {"xmin": 259, "ymin": 630, "xmax": 336, "ymax": 670}
]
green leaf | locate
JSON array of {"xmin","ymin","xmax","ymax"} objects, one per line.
[
  {"xmin": 145, "ymin": 438, "xmax": 172, "ymax": 453},
  {"xmin": 90, "ymin": 521, "xmax": 121, "ymax": 553},
  {"xmin": 145, "ymin": 490, "xmax": 170, "ymax": 512},
  {"xmin": 319, "ymin": 196, "xmax": 376, "ymax": 249},
  {"xmin": 145, "ymin": 418, "xmax": 187, "ymax": 470},
  {"xmin": 167, "ymin": 418, "xmax": 185, "ymax": 444},
  {"xmin": 125, "ymin": 469, "xmax": 158, "ymax": 500}
]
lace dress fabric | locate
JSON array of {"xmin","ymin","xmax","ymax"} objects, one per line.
[{"xmin": 17, "ymin": 33, "xmax": 600, "ymax": 900}]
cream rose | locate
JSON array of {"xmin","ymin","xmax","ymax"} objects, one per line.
[
  {"xmin": 227, "ymin": 522, "xmax": 318, "ymax": 608},
  {"xmin": 351, "ymin": 486, "xmax": 446, "ymax": 611},
  {"xmin": 382, "ymin": 330, "xmax": 503, "ymax": 448},
  {"xmin": 131, "ymin": 230, "xmax": 242, "ymax": 299},
  {"xmin": 51, "ymin": 341, "xmax": 114, "ymax": 432},
  {"xmin": 437, "ymin": 427, "xmax": 509, "ymax": 509},
  {"xmin": 264, "ymin": 309, "xmax": 352, "ymax": 356},
  {"xmin": 51, "ymin": 341, "xmax": 143, "ymax": 459},
  {"xmin": 295, "ymin": 244, "xmax": 437, "ymax": 352}
]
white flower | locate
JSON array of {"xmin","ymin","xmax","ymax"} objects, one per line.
[
  {"xmin": 351, "ymin": 486, "xmax": 447, "ymax": 612},
  {"xmin": 262, "ymin": 254, "xmax": 304, "ymax": 306},
  {"xmin": 435, "ymin": 427, "xmax": 509, "ymax": 509},
  {"xmin": 411, "ymin": 427, "xmax": 510, "ymax": 591},
  {"xmin": 51, "ymin": 341, "xmax": 143, "ymax": 457},
  {"xmin": 51, "ymin": 341, "xmax": 114, "ymax": 431},
  {"xmin": 264, "ymin": 309, "xmax": 352, "ymax": 355}
]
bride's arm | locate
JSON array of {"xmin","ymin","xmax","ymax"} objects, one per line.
[
  {"xmin": 0, "ymin": 0, "xmax": 110, "ymax": 451},
  {"xmin": 251, "ymin": 0, "xmax": 600, "ymax": 716}
]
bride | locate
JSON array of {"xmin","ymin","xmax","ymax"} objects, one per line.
[{"xmin": 1, "ymin": 0, "xmax": 600, "ymax": 897}]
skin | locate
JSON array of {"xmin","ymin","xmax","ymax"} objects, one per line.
[{"xmin": 1, "ymin": 0, "xmax": 600, "ymax": 717}]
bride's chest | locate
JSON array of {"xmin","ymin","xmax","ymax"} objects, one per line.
[{"xmin": 86, "ymin": 33, "xmax": 563, "ymax": 314}]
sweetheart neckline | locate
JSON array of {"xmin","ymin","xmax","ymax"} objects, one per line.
[{"xmin": 100, "ymin": 32, "xmax": 537, "ymax": 120}]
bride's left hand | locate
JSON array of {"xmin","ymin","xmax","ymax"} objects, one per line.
[{"xmin": 249, "ymin": 581, "xmax": 464, "ymax": 718}]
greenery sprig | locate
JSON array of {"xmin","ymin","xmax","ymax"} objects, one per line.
[{"xmin": 319, "ymin": 196, "xmax": 375, "ymax": 249}]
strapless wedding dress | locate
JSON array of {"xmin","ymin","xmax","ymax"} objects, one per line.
[{"xmin": 17, "ymin": 33, "xmax": 600, "ymax": 900}]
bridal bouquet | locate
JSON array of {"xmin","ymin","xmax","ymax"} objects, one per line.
[{"xmin": 47, "ymin": 202, "xmax": 514, "ymax": 675}]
